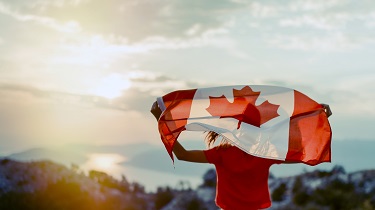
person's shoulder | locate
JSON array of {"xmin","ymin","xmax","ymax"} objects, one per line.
[
  {"xmin": 214, "ymin": 145, "xmax": 250, "ymax": 158},
  {"xmin": 214, "ymin": 145, "xmax": 238, "ymax": 152},
  {"xmin": 255, "ymin": 156, "xmax": 284, "ymax": 165},
  {"xmin": 225, "ymin": 147, "xmax": 283, "ymax": 164},
  {"xmin": 204, "ymin": 146, "xmax": 223, "ymax": 164}
]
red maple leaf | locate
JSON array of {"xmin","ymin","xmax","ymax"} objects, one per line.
[{"xmin": 206, "ymin": 86, "xmax": 280, "ymax": 129}]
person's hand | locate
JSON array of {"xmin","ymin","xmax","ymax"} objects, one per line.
[
  {"xmin": 321, "ymin": 104, "xmax": 332, "ymax": 118},
  {"xmin": 150, "ymin": 101, "xmax": 162, "ymax": 120}
]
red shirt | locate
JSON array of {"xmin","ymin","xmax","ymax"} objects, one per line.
[{"xmin": 204, "ymin": 146, "xmax": 281, "ymax": 210}]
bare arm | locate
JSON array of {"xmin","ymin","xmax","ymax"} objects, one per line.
[
  {"xmin": 150, "ymin": 102, "xmax": 208, "ymax": 163},
  {"xmin": 172, "ymin": 141, "xmax": 208, "ymax": 163}
]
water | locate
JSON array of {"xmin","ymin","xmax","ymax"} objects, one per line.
[
  {"xmin": 8, "ymin": 139, "xmax": 375, "ymax": 192},
  {"xmin": 79, "ymin": 152, "xmax": 207, "ymax": 192}
]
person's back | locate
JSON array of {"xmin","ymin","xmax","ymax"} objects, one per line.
[
  {"xmin": 205, "ymin": 146, "xmax": 281, "ymax": 210},
  {"xmin": 150, "ymin": 99, "xmax": 332, "ymax": 210}
]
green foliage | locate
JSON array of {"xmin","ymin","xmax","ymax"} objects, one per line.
[
  {"xmin": 292, "ymin": 176, "xmax": 310, "ymax": 206},
  {"xmin": 331, "ymin": 165, "xmax": 346, "ymax": 174},
  {"xmin": 0, "ymin": 158, "xmax": 10, "ymax": 165},
  {"xmin": 292, "ymin": 176, "xmax": 303, "ymax": 194},
  {"xmin": 89, "ymin": 170, "xmax": 129, "ymax": 193},
  {"xmin": 0, "ymin": 192, "xmax": 33, "ymax": 210},
  {"xmin": 269, "ymin": 172, "xmax": 275, "ymax": 179},
  {"xmin": 290, "ymin": 177, "xmax": 375, "ymax": 210},
  {"xmin": 293, "ymin": 191, "xmax": 310, "ymax": 206},
  {"xmin": 0, "ymin": 177, "xmax": 146, "ymax": 210},
  {"xmin": 130, "ymin": 182, "xmax": 145, "ymax": 194},
  {"xmin": 316, "ymin": 170, "xmax": 332, "ymax": 178},
  {"xmin": 311, "ymin": 179, "xmax": 361, "ymax": 210},
  {"xmin": 272, "ymin": 182, "xmax": 287, "ymax": 202},
  {"xmin": 154, "ymin": 186, "xmax": 174, "ymax": 210},
  {"xmin": 201, "ymin": 168, "xmax": 216, "ymax": 187},
  {"xmin": 185, "ymin": 196, "xmax": 207, "ymax": 210},
  {"xmin": 0, "ymin": 180, "xmax": 96, "ymax": 210}
]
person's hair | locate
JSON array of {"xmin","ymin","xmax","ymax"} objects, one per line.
[{"xmin": 205, "ymin": 131, "xmax": 232, "ymax": 149}]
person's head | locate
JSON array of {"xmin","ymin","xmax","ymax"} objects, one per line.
[{"xmin": 205, "ymin": 131, "xmax": 232, "ymax": 148}]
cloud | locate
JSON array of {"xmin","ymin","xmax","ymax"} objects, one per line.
[
  {"xmin": 47, "ymin": 26, "xmax": 241, "ymax": 72},
  {"xmin": 287, "ymin": 0, "xmax": 342, "ymax": 12},
  {"xmin": 0, "ymin": 2, "xmax": 81, "ymax": 33},
  {"xmin": 106, "ymin": 71, "xmax": 234, "ymax": 113},
  {"xmin": 57, "ymin": 27, "xmax": 233, "ymax": 57},
  {"xmin": 248, "ymin": 1, "xmax": 280, "ymax": 18},
  {"xmin": 0, "ymin": 71, "xmax": 207, "ymax": 117},
  {"xmin": 0, "ymin": 72, "xmax": 216, "ymax": 150},
  {"xmin": 0, "ymin": 83, "xmax": 159, "ymax": 150},
  {"xmin": 124, "ymin": 72, "xmax": 196, "ymax": 106},
  {"xmin": 1, "ymin": 0, "xmax": 249, "ymax": 42},
  {"xmin": 251, "ymin": 1, "xmax": 375, "ymax": 51},
  {"xmin": 3, "ymin": 0, "xmax": 375, "ymax": 53},
  {"xmin": 0, "ymin": 83, "xmax": 127, "ymax": 111},
  {"xmin": 279, "ymin": 15, "xmax": 342, "ymax": 30},
  {"xmin": 267, "ymin": 32, "xmax": 360, "ymax": 51},
  {"xmin": 31, "ymin": 0, "xmax": 90, "ymax": 9}
]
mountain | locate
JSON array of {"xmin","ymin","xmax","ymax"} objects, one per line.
[
  {"xmin": 123, "ymin": 139, "xmax": 375, "ymax": 179},
  {"xmin": 270, "ymin": 139, "xmax": 375, "ymax": 177},
  {"xmin": 123, "ymin": 146, "xmax": 212, "ymax": 176},
  {"xmin": 4, "ymin": 139, "xmax": 375, "ymax": 183},
  {"xmin": 7, "ymin": 147, "xmax": 87, "ymax": 166},
  {"xmin": 5, "ymin": 142, "xmax": 159, "ymax": 166}
]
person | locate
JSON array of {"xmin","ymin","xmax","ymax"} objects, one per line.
[{"xmin": 151, "ymin": 101, "xmax": 332, "ymax": 210}]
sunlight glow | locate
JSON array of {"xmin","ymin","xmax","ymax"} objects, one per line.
[
  {"xmin": 85, "ymin": 153, "xmax": 126, "ymax": 172},
  {"xmin": 92, "ymin": 73, "xmax": 131, "ymax": 99},
  {"xmin": 94, "ymin": 155, "xmax": 115, "ymax": 170}
]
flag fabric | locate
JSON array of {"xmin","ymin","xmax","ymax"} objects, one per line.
[{"xmin": 155, "ymin": 85, "xmax": 332, "ymax": 166}]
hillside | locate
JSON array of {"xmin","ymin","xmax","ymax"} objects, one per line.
[{"xmin": 0, "ymin": 158, "xmax": 374, "ymax": 210}]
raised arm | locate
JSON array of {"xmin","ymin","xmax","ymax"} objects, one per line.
[
  {"xmin": 150, "ymin": 101, "xmax": 208, "ymax": 163},
  {"xmin": 173, "ymin": 141, "xmax": 208, "ymax": 163}
]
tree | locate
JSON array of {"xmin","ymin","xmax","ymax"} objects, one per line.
[
  {"xmin": 154, "ymin": 186, "xmax": 174, "ymax": 210},
  {"xmin": 272, "ymin": 182, "xmax": 287, "ymax": 202},
  {"xmin": 185, "ymin": 196, "xmax": 207, "ymax": 210},
  {"xmin": 202, "ymin": 168, "xmax": 216, "ymax": 187},
  {"xmin": 292, "ymin": 176, "xmax": 309, "ymax": 206}
]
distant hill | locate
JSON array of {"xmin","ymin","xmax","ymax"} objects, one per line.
[
  {"xmin": 123, "ymin": 139, "xmax": 375, "ymax": 179},
  {"xmin": 271, "ymin": 139, "xmax": 375, "ymax": 177},
  {"xmin": 7, "ymin": 147, "xmax": 87, "ymax": 166},
  {"xmin": 5, "ymin": 142, "xmax": 159, "ymax": 166},
  {"xmin": 123, "ymin": 146, "xmax": 212, "ymax": 176},
  {"xmin": 3, "ymin": 139, "xmax": 375, "ymax": 182}
]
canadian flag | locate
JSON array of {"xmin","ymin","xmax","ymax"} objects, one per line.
[{"xmin": 156, "ymin": 85, "xmax": 332, "ymax": 166}]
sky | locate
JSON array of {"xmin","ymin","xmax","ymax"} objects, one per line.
[{"xmin": 0, "ymin": 0, "xmax": 375, "ymax": 155}]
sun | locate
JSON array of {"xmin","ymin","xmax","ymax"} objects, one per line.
[
  {"xmin": 88, "ymin": 153, "xmax": 125, "ymax": 172},
  {"xmin": 93, "ymin": 155, "xmax": 115, "ymax": 170},
  {"xmin": 93, "ymin": 73, "xmax": 131, "ymax": 99}
]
